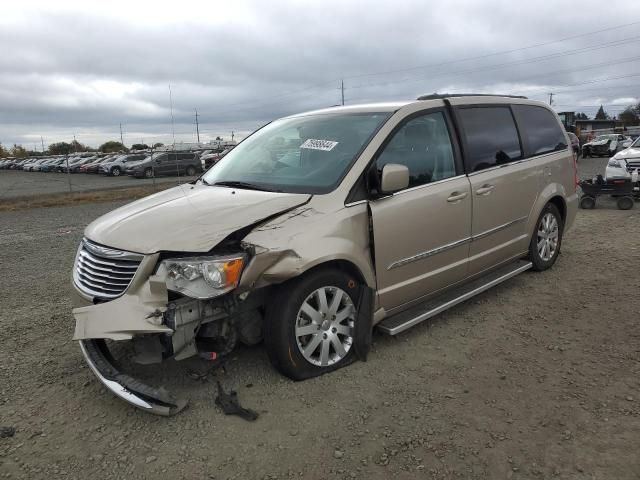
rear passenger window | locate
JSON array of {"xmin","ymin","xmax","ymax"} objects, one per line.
[
  {"xmin": 512, "ymin": 105, "xmax": 568, "ymax": 156},
  {"xmin": 458, "ymin": 107, "xmax": 522, "ymax": 172},
  {"xmin": 376, "ymin": 111, "xmax": 457, "ymax": 188}
]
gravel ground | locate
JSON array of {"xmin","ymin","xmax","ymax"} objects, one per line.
[
  {"xmin": 1, "ymin": 156, "xmax": 639, "ymax": 479},
  {"xmin": 0, "ymin": 170, "xmax": 196, "ymax": 199}
]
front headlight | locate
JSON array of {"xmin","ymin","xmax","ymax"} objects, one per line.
[
  {"xmin": 161, "ymin": 254, "xmax": 246, "ymax": 299},
  {"xmin": 608, "ymin": 159, "xmax": 623, "ymax": 168}
]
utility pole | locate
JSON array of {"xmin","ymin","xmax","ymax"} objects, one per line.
[
  {"xmin": 548, "ymin": 93, "xmax": 554, "ymax": 106},
  {"xmin": 119, "ymin": 123, "xmax": 124, "ymax": 147},
  {"xmin": 341, "ymin": 79, "xmax": 345, "ymax": 106},
  {"xmin": 40, "ymin": 136, "xmax": 45, "ymax": 152},
  {"xmin": 169, "ymin": 84, "xmax": 176, "ymax": 146},
  {"xmin": 194, "ymin": 109, "xmax": 201, "ymax": 144},
  {"xmin": 231, "ymin": 131, "xmax": 235, "ymax": 142}
]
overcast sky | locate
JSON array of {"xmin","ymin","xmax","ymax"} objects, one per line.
[{"xmin": 2, "ymin": 0, "xmax": 640, "ymax": 150}]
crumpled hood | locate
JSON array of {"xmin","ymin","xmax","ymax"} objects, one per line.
[
  {"xmin": 85, "ymin": 184, "xmax": 311, "ymax": 254},
  {"xmin": 613, "ymin": 147, "xmax": 640, "ymax": 160}
]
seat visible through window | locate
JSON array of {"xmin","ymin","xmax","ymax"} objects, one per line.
[{"xmin": 376, "ymin": 111, "xmax": 456, "ymax": 189}]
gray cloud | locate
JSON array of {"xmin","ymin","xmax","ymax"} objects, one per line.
[{"xmin": 1, "ymin": 0, "xmax": 640, "ymax": 148}]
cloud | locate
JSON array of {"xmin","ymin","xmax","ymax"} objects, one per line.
[{"xmin": 1, "ymin": 0, "xmax": 640, "ymax": 148}]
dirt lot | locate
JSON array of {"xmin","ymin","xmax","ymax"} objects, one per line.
[
  {"xmin": 1, "ymin": 156, "xmax": 639, "ymax": 480},
  {"xmin": 0, "ymin": 170, "xmax": 195, "ymax": 200}
]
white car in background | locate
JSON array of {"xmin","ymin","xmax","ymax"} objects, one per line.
[{"xmin": 606, "ymin": 136, "xmax": 640, "ymax": 180}]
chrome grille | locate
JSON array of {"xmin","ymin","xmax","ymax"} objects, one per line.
[
  {"xmin": 73, "ymin": 238, "xmax": 143, "ymax": 299},
  {"xmin": 626, "ymin": 159, "xmax": 640, "ymax": 172}
]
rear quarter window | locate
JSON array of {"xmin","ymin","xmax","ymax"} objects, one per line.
[{"xmin": 512, "ymin": 105, "xmax": 568, "ymax": 156}]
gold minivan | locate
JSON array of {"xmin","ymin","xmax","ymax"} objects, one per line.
[{"xmin": 72, "ymin": 95, "xmax": 578, "ymax": 415}]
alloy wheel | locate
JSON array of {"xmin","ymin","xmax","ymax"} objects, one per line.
[
  {"xmin": 295, "ymin": 286, "xmax": 355, "ymax": 367},
  {"xmin": 537, "ymin": 212, "xmax": 559, "ymax": 261}
]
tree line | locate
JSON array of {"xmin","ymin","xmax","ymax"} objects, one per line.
[{"xmin": 0, "ymin": 140, "xmax": 165, "ymax": 158}]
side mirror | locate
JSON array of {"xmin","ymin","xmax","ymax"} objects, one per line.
[{"xmin": 380, "ymin": 163, "xmax": 409, "ymax": 194}]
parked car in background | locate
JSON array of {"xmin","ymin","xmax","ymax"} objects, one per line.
[
  {"xmin": 101, "ymin": 153, "xmax": 148, "ymax": 176},
  {"xmin": 72, "ymin": 94, "xmax": 578, "ymax": 415},
  {"xmin": 201, "ymin": 147, "xmax": 233, "ymax": 169},
  {"xmin": 605, "ymin": 136, "xmax": 640, "ymax": 179},
  {"xmin": 80, "ymin": 157, "xmax": 110, "ymax": 174},
  {"xmin": 582, "ymin": 134, "xmax": 630, "ymax": 157},
  {"xmin": 125, "ymin": 152, "xmax": 202, "ymax": 178},
  {"xmin": 40, "ymin": 158, "xmax": 65, "ymax": 172}
]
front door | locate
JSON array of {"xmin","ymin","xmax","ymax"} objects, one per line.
[{"xmin": 369, "ymin": 110, "xmax": 472, "ymax": 312}]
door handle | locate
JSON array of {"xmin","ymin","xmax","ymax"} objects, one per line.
[
  {"xmin": 476, "ymin": 184, "xmax": 495, "ymax": 195},
  {"xmin": 447, "ymin": 191, "xmax": 468, "ymax": 203}
]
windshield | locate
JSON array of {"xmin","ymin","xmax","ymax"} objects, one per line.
[
  {"xmin": 630, "ymin": 137, "xmax": 640, "ymax": 148},
  {"xmin": 201, "ymin": 112, "xmax": 391, "ymax": 194}
]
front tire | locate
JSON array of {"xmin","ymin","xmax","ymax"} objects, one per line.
[
  {"xmin": 264, "ymin": 268, "xmax": 359, "ymax": 380},
  {"xmin": 186, "ymin": 165, "xmax": 196, "ymax": 176},
  {"xmin": 144, "ymin": 167, "xmax": 153, "ymax": 178},
  {"xmin": 529, "ymin": 203, "xmax": 563, "ymax": 271},
  {"xmin": 111, "ymin": 166, "xmax": 121, "ymax": 176}
]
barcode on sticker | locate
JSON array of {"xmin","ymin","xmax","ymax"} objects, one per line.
[{"xmin": 300, "ymin": 139, "xmax": 338, "ymax": 151}]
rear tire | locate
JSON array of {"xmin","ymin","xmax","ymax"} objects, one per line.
[
  {"xmin": 144, "ymin": 167, "xmax": 153, "ymax": 178},
  {"xmin": 617, "ymin": 196, "xmax": 634, "ymax": 210},
  {"xmin": 186, "ymin": 166, "xmax": 196, "ymax": 176},
  {"xmin": 579, "ymin": 195, "xmax": 596, "ymax": 209},
  {"xmin": 264, "ymin": 268, "xmax": 359, "ymax": 381},
  {"xmin": 529, "ymin": 203, "xmax": 563, "ymax": 271}
]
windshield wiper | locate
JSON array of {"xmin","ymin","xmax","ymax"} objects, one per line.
[{"xmin": 212, "ymin": 181, "xmax": 280, "ymax": 192}]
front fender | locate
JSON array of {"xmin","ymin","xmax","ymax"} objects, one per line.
[{"xmin": 239, "ymin": 203, "xmax": 376, "ymax": 290}]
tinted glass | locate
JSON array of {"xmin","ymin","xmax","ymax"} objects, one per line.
[
  {"xmin": 458, "ymin": 107, "xmax": 522, "ymax": 172},
  {"xmin": 376, "ymin": 111, "xmax": 457, "ymax": 188},
  {"xmin": 512, "ymin": 105, "xmax": 568, "ymax": 156}
]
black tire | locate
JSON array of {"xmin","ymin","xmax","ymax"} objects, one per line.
[
  {"xmin": 111, "ymin": 166, "xmax": 121, "ymax": 177},
  {"xmin": 186, "ymin": 165, "xmax": 196, "ymax": 176},
  {"xmin": 144, "ymin": 167, "xmax": 153, "ymax": 178},
  {"xmin": 617, "ymin": 196, "xmax": 634, "ymax": 210},
  {"xmin": 529, "ymin": 203, "xmax": 563, "ymax": 272},
  {"xmin": 579, "ymin": 196, "xmax": 596, "ymax": 209},
  {"xmin": 264, "ymin": 268, "xmax": 360, "ymax": 381}
]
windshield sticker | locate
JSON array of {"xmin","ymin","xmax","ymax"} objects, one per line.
[{"xmin": 300, "ymin": 139, "xmax": 338, "ymax": 151}]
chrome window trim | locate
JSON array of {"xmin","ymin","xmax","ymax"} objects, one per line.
[{"xmin": 466, "ymin": 149, "xmax": 568, "ymax": 177}]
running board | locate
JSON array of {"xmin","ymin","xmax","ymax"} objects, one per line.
[{"xmin": 377, "ymin": 260, "xmax": 532, "ymax": 335}]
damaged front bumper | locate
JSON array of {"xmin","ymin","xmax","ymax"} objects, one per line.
[{"xmin": 79, "ymin": 339, "xmax": 188, "ymax": 416}]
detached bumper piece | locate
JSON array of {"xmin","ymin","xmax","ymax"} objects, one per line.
[{"xmin": 79, "ymin": 339, "xmax": 188, "ymax": 416}]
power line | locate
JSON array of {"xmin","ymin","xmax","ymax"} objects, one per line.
[
  {"xmin": 205, "ymin": 20, "xmax": 640, "ymax": 117},
  {"xmin": 348, "ymin": 36, "xmax": 640, "ymax": 91},
  {"xmin": 341, "ymin": 20, "xmax": 640, "ymax": 82}
]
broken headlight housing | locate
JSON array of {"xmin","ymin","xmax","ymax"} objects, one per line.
[{"xmin": 162, "ymin": 254, "xmax": 246, "ymax": 299}]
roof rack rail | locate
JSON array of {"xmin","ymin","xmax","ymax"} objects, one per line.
[{"xmin": 417, "ymin": 93, "xmax": 528, "ymax": 100}]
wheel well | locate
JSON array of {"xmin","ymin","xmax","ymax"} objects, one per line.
[
  {"xmin": 302, "ymin": 260, "xmax": 367, "ymax": 286},
  {"xmin": 548, "ymin": 196, "xmax": 566, "ymax": 223}
]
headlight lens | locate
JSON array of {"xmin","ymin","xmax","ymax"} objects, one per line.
[
  {"xmin": 608, "ymin": 159, "xmax": 622, "ymax": 168},
  {"xmin": 162, "ymin": 254, "xmax": 246, "ymax": 299}
]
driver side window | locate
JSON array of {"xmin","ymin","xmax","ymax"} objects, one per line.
[{"xmin": 376, "ymin": 111, "xmax": 456, "ymax": 189}]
